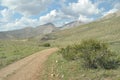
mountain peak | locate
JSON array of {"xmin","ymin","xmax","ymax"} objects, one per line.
[
  {"xmin": 60, "ymin": 20, "xmax": 84, "ymax": 30},
  {"xmin": 42, "ymin": 23, "xmax": 55, "ymax": 26}
]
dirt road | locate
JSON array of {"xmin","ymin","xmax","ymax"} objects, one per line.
[{"xmin": 0, "ymin": 48, "xmax": 58, "ymax": 80}]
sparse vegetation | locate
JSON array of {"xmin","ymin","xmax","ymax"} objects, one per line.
[
  {"xmin": 79, "ymin": 40, "xmax": 120, "ymax": 69},
  {"xmin": 43, "ymin": 43, "xmax": 51, "ymax": 47},
  {"xmin": 42, "ymin": 52, "xmax": 120, "ymax": 80},
  {"xmin": 59, "ymin": 45, "xmax": 79, "ymax": 61},
  {"xmin": 41, "ymin": 40, "xmax": 120, "ymax": 80},
  {"xmin": 60, "ymin": 39, "xmax": 120, "ymax": 69}
]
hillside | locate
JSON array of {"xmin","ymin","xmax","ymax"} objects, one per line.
[{"xmin": 45, "ymin": 11, "xmax": 120, "ymax": 47}]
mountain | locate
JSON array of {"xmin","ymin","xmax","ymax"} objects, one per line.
[
  {"xmin": 0, "ymin": 23, "xmax": 58, "ymax": 39},
  {"xmin": 60, "ymin": 21, "xmax": 84, "ymax": 30},
  {"xmin": 0, "ymin": 21, "xmax": 84, "ymax": 40}
]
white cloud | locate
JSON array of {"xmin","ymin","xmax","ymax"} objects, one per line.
[
  {"xmin": 78, "ymin": 15, "xmax": 93, "ymax": 22},
  {"xmin": 39, "ymin": 10, "xmax": 57, "ymax": 24},
  {"xmin": 114, "ymin": 3, "xmax": 120, "ymax": 10},
  {"xmin": 39, "ymin": 9, "xmax": 75, "ymax": 26},
  {"xmin": 0, "ymin": 9, "xmax": 14, "ymax": 23},
  {"xmin": 62, "ymin": 0, "xmax": 100, "ymax": 17},
  {"xmin": 39, "ymin": 2, "xmax": 97, "ymax": 26},
  {"xmin": 103, "ymin": 9, "xmax": 118, "ymax": 17},
  {"xmin": 1, "ymin": 0, "xmax": 53, "ymax": 16},
  {"xmin": 15, "ymin": 17, "xmax": 39, "ymax": 27},
  {"xmin": 39, "ymin": 0, "xmax": 99, "ymax": 26},
  {"xmin": 1, "ymin": 0, "xmax": 119, "ymax": 31},
  {"xmin": 58, "ymin": 0, "xmax": 102, "ymax": 23},
  {"xmin": 102, "ymin": 2, "xmax": 120, "ymax": 17},
  {"xmin": 0, "ymin": 16, "xmax": 39, "ymax": 31},
  {"xmin": 0, "ymin": 0, "xmax": 55, "ymax": 31},
  {"xmin": 72, "ymin": 0, "xmax": 99, "ymax": 15}
]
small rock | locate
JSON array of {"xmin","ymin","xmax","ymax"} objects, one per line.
[
  {"xmin": 61, "ymin": 75, "xmax": 64, "ymax": 78},
  {"xmin": 51, "ymin": 74, "xmax": 55, "ymax": 77},
  {"xmin": 81, "ymin": 74, "xmax": 85, "ymax": 77},
  {"xmin": 56, "ymin": 60, "xmax": 58, "ymax": 63}
]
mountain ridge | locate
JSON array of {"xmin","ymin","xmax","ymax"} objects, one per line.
[
  {"xmin": 60, "ymin": 21, "xmax": 84, "ymax": 30},
  {"xmin": 0, "ymin": 23, "xmax": 58, "ymax": 39}
]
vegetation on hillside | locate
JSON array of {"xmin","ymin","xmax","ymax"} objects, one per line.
[
  {"xmin": 48, "ymin": 16, "xmax": 120, "ymax": 47},
  {"xmin": 42, "ymin": 51, "xmax": 120, "ymax": 80},
  {"xmin": 0, "ymin": 40, "xmax": 46, "ymax": 69},
  {"xmin": 60, "ymin": 39, "xmax": 120, "ymax": 69},
  {"xmin": 42, "ymin": 40, "xmax": 120, "ymax": 80},
  {"xmin": 42, "ymin": 43, "xmax": 51, "ymax": 47}
]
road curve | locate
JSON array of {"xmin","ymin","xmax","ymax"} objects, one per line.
[{"xmin": 0, "ymin": 48, "xmax": 58, "ymax": 80}]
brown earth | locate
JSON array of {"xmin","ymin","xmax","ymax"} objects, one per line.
[{"xmin": 0, "ymin": 48, "xmax": 58, "ymax": 80}]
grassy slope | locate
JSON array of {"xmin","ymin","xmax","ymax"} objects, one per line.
[
  {"xmin": 42, "ymin": 16, "xmax": 120, "ymax": 80},
  {"xmin": 50, "ymin": 16, "xmax": 120, "ymax": 48},
  {"xmin": 0, "ymin": 40, "xmax": 46, "ymax": 69}
]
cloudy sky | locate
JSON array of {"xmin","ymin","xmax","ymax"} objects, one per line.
[{"xmin": 0, "ymin": 0, "xmax": 120, "ymax": 31}]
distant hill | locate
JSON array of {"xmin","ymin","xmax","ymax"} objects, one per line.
[
  {"xmin": 0, "ymin": 21, "xmax": 85, "ymax": 40},
  {"xmin": 60, "ymin": 21, "xmax": 84, "ymax": 30},
  {"xmin": 0, "ymin": 23, "xmax": 58, "ymax": 39}
]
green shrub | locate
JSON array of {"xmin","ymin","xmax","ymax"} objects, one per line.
[
  {"xmin": 59, "ymin": 39, "xmax": 120, "ymax": 69},
  {"xmin": 59, "ymin": 45, "xmax": 80, "ymax": 61},
  {"xmin": 43, "ymin": 43, "xmax": 51, "ymax": 47},
  {"xmin": 79, "ymin": 40, "xmax": 120, "ymax": 69}
]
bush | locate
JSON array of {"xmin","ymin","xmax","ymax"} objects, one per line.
[
  {"xmin": 43, "ymin": 43, "xmax": 51, "ymax": 47},
  {"xmin": 59, "ymin": 45, "xmax": 79, "ymax": 61},
  {"xmin": 78, "ymin": 40, "xmax": 120, "ymax": 69},
  {"xmin": 59, "ymin": 39, "xmax": 120, "ymax": 69}
]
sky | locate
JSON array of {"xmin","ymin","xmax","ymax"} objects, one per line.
[{"xmin": 0, "ymin": 0, "xmax": 120, "ymax": 31}]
